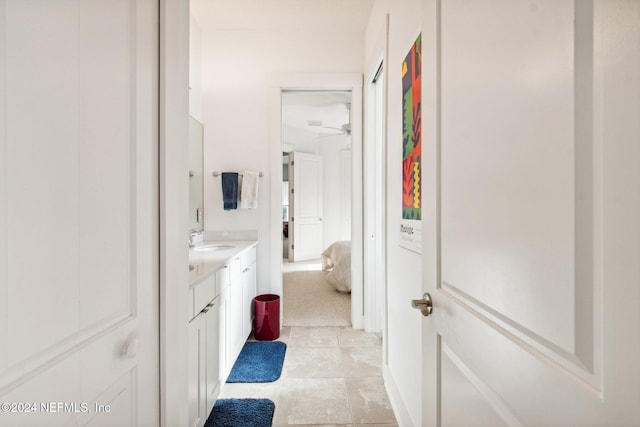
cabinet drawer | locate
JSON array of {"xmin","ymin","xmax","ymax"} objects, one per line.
[
  {"xmin": 193, "ymin": 274, "xmax": 217, "ymax": 317},
  {"xmin": 240, "ymin": 245, "xmax": 256, "ymax": 270}
]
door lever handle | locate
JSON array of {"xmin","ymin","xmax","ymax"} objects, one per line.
[{"xmin": 411, "ymin": 293, "xmax": 433, "ymax": 317}]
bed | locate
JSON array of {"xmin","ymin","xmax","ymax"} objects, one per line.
[{"xmin": 321, "ymin": 241, "xmax": 351, "ymax": 293}]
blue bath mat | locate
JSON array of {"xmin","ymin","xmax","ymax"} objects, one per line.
[
  {"xmin": 205, "ymin": 398, "xmax": 274, "ymax": 427},
  {"xmin": 226, "ymin": 341, "xmax": 286, "ymax": 383}
]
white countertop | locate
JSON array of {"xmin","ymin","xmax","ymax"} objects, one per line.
[{"xmin": 188, "ymin": 240, "xmax": 257, "ymax": 287}]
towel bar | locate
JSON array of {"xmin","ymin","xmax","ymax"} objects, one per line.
[{"xmin": 212, "ymin": 171, "xmax": 264, "ymax": 177}]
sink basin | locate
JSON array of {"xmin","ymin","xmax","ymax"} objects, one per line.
[{"xmin": 193, "ymin": 244, "xmax": 235, "ymax": 252}]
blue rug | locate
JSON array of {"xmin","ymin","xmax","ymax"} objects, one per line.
[
  {"xmin": 205, "ymin": 399, "xmax": 274, "ymax": 427},
  {"xmin": 226, "ymin": 341, "xmax": 286, "ymax": 383}
]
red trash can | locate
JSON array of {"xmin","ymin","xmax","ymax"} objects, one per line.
[{"xmin": 253, "ymin": 294, "xmax": 280, "ymax": 341}]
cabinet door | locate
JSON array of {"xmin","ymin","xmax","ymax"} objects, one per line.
[
  {"xmin": 242, "ymin": 261, "xmax": 257, "ymax": 338},
  {"xmin": 205, "ymin": 299, "xmax": 220, "ymax": 415},
  {"xmin": 218, "ymin": 292, "xmax": 228, "ymax": 380},
  {"xmin": 228, "ymin": 257, "xmax": 244, "ymax": 364},
  {"xmin": 188, "ymin": 313, "xmax": 206, "ymax": 427},
  {"xmin": 216, "ymin": 266, "xmax": 229, "ymax": 379}
]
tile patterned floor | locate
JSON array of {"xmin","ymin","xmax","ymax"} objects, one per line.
[{"xmin": 219, "ymin": 326, "xmax": 398, "ymax": 426}]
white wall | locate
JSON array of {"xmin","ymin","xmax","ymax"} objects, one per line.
[
  {"xmin": 365, "ymin": 1, "xmax": 423, "ymax": 426},
  {"xmin": 199, "ymin": 26, "xmax": 364, "ymax": 294},
  {"xmin": 189, "ymin": 14, "xmax": 203, "ymax": 121}
]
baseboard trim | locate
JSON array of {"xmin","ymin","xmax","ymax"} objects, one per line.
[{"xmin": 383, "ymin": 364, "xmax": 414, "ymax": 427}]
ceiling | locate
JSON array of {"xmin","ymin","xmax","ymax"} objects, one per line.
[
  {"xmin": 282, "ymin": 90, "xmax": 351, "ymax": 134},
  {"xmin": 281, "ymin": 91, "xmax": 351, "ymax": 152},
  {"xmin": 190, "ymin": 0, "xmax": 373, "ymax": 33}
]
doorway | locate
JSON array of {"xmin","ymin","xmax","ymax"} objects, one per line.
[
  {"xmin": 268, "ymin": 73, "xmax": 364, "ymax": 329},
  {"xmin": 280, "ymin": 90, "xmax": 352, "ymax": 326},
  {"xmin": 281, "ymin": 91, "xmax": 351, "ymax": 263}
]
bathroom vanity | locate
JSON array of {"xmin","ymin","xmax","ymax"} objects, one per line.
[{"xmin": 187, "ymin": 241, "xmax": 257, "ymax": 427}]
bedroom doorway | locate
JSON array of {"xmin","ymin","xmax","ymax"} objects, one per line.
[{"xmin": 280, "ymin": 90, "xmax": 353, "ymax": 327}]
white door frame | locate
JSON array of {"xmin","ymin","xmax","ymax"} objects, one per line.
[
  {"xmin": 268, "ymin": 73, "xmax": 364, "ymax": 329},
  {"xmin": 160, "ymin": 0, "xmax": 190, "ymax": 425}
]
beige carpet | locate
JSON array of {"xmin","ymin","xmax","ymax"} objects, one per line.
[{"xmin": 283, "ymin": 270, "xmax": 351, "ymax": 327}]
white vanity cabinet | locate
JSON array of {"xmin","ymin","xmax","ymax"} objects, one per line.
[
  {"xmin": 188, "ymin": 270, "xmax": 223, "ymax": 427},
  {"xmin": 187, "ymin": 242, "xmax": 258, "ymax": 427}
]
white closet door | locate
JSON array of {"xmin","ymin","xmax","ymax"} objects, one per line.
[{"xmin": 0, "ymin": 0, "xmax": 160, "ymax": 425}]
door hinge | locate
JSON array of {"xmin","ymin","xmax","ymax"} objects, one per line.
[
  {"xmin": 291, "ymin": 217, "xmax": 294, "ymax": 221},
  {"xmin": 291, "ymin": 161, "xmax": 294, "ymax": 166},
  {"xmin": 291, "ymin": 244, "xmax": 294, "ymax": 250},
  {"xmin": 291, "ymin": 188, "xmax": 294, "ymax": 194}
]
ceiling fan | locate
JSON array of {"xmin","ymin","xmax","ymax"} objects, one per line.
[{"xmin": 321, "ymin": 123, "xmax": 351, "ymax": 136}]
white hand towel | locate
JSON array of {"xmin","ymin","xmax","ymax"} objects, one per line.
[{"xmin": 240, "ymin": 170, "xmax": 259, "ymax": 209}]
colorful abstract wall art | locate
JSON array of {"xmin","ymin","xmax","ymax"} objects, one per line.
[{"xmin": 400, "ymin": 34, "xmax": 422, "ymax": 252}]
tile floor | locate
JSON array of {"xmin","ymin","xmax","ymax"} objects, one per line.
[{"xmin": 219, "ymin": 326, "xmax": 398, "ymax": 426}]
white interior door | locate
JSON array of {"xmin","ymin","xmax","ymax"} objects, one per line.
[
  {"xmin": 364, "ymin": 62, "xmax": 385, "ymax": 333},
  {"xmin": 289, "ymin": 152, "xmax": 324, "ymax": 262},
  {"xmin": 339, "ymin": 150, "xmax": 352, "ymax": 241},
  {"xmin": 0, "ymin": 0, "xmax": 160, "ymax": 426},
  {"xmin": 420, "ymin": 1, "xmax": 640, "ymax": 426}
]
